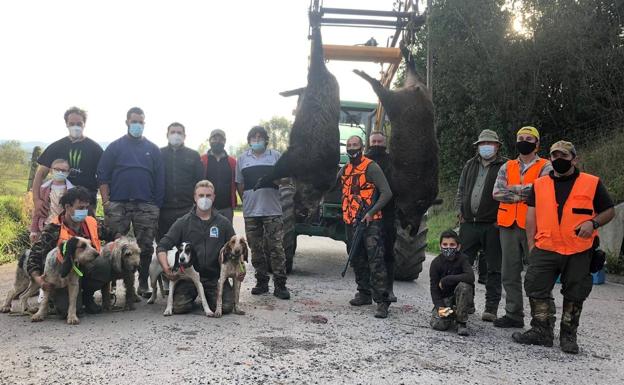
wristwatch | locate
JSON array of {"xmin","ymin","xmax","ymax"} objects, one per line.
[{"xmin": 591, "ymin": 219, "xmax": 600, "ymax": 229}]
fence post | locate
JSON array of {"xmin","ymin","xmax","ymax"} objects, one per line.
[{"xmin": 27, "ymin": 146, "xmax": 42, "ymax": 192}]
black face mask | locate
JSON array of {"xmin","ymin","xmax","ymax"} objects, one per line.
[
  {"xmin": 516, "ymin": 140, "xmax": 537, "ymax": 155},
  {"xmin": 367, "ymin": 145, "xmax": 386, "ymax": 157},
  {"xmin": 210, "ymin": 143, "xmax": 225, "ymax": 153},
  {"xmin": 552, "ymin": 158, "xmax": 573, "ymax": 174},
  {"xmin": 347, "ymin": 148, "xmax": 362, "ymax": 160}
]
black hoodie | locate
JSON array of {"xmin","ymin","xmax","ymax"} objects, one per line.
[{"xmin": 429, "ymin": 252, "xmax": 475, "ymax": 307}]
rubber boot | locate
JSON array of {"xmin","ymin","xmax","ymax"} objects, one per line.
[
  {"xmin": 457, "ymin": 322, "xmax": 470, "ymax": 336},
  {"xmin": 512, "ymin": 298, "xmax": 555, "ymax": 347},
  {"xmin": 273, "ymin": 278, "xmax": 290, "ymax": 300},
  {"xmin": 349, "ymin": 292, "xmax": 372, "ymax": 306},
  {"xmin": 560, "ymin": 300, "xmax": 583, "ymax": 354},
  {"xmin": 251, "ymin": 273, "xmax": 269, "ymax": 295},
  {"xmin": 385, "ymin": 261, "xmax": 397, "ymax": 302},
  {"xmin": 374, "ymin": 302, "xmax": 390, "ymax": 319},
  {"xmin": 83, "ymin": 290, "xmax": 102, "ymax": 314}
]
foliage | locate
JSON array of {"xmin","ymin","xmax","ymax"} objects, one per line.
[
  {"xmin": 258, "ymin": 116, "xmax": 293, "ymax": 154},
  {"xmin": 580, "ymin": 128, "xmax": 624, "ymax": 203},
  {"xmin": 0, "ymin": 195, "xmax": 30, "ymax": 264},
  {"xmin": 0, "ymin": 140, "xmax": 29, "ymax": 195}
]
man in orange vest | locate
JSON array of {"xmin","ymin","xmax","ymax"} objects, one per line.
[
  {"xmin": 340, "ymin": 135, "xmax": 393, "ymax": 318},
  {"xmin": 27, "ymin": 187, "xmax": 110, "ymax": 315},
  {"xmin": 513, "ymin": 141, "xmax": 614, "ymax": 353},
  {"xmin": 492, "ymin": 126, "xmax": 552, "ymax": 328}
]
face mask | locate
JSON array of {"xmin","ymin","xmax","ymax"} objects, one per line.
[
  {"xmin": 168, "ymin": 133, "xmax": 184, "ymax": 146},
  {"xmin": 52, "ymin": 171, "xmax": 69, "ymax": 182},
  {"xmin": 210, "ymin": 142, "xmax": 225, "ymax": 153},
  {"xmin": 197, "ymin": 197, "xmax": 213, "ymax": 211},
  {"xmin": 128, "ymin": 123, "xmax": 144, "ymax": 138},
  {"xmin": 68, "ymin": 125, "xmax": 83, "ymax": 139},
  {"xmin": 347, "ymin": 148, "xmax": 362, "ymax": 159},
  {"xmin": 71, "ymin": 209, "xmax": 88, "ymax": 223},
  {"xmin": 478, "ymin": 144, "xmax": 496, "ymax": 159},
  {"xmin": 250, "ymin": 141, "xmax": 265, "ymax": 152},
  {"xmin": 367, "ymin": 145, "xmax": 386, "ymax": 157},
  {"xmin": 440, "ymin": 247, "xmax": 458, "ymax": 259},
  {"xmin": 516, "ymin": 140, "xmax": 536, "ymax": 155},
  {"xmin": 552, "ymin": 158, "xmax": 573, "ymax": 174}
]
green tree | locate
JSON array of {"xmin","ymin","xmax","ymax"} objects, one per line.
[
  {"xmin": 259, "ymin": 116, "xmax": 292, "ymax": 153},
  {"xmin": 0, "ymin": 141, "xmax": 28, "ymax": 195}
]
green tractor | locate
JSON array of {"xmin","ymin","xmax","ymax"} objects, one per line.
[{"xmin": 280, "ymin": 100, "xmax": 428, "ymax": 281}]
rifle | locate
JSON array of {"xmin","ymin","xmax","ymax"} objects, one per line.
[{"xmin": 341, "ymin": 192, "xmax": 379, "ymax": 277}]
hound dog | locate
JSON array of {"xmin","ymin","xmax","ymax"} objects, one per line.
[
  {"xmin": 20, "ymin": 237, "xmax": 99, "ymax": 325},
  {"xmin": 1, "ymin": 250, "xmax": 33, "ymax": 314},
  {"xmin": 146, "ymin": 242, "xmax": 211, "ymax": 317},
  {"xmin": 99, "ymin": 236, "xmax": 141, "ymax": 311},
  {"xmin": 215, "ymin": 235, "xmax": 249, "ymax": 318}
]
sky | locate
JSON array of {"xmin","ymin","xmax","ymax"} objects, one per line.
[{"xmin": 0, "ymin": 0, "xmax": 420, "ymax": 151}]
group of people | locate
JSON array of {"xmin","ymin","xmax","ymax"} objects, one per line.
[
  {"xmin": 24, "ymin": 106, "xmax": 615, "ymax": 355},
  {"xmin": 435, "ymin": 126, "xmax": 615, "ymax": 354}
]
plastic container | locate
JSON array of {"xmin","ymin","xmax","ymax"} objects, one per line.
[{"xmin": 555, "ymin": 269, "xmax": 605, "ymax": 285}]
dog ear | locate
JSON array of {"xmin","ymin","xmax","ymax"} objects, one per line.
[
  {"xmin": 218, "ymin": 246, "xmax": 224, "ymax": 265},
  {"xmin": 60, "ymin": 237, "xmax": 80, "ymax": 278},
  {"xmin": 112, "ymin": 243, "xmax": 124, "ymax": 273}
]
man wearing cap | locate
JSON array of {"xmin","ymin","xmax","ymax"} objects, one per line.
[
  {"xmin": 455, "ymin": 129, "xmax": 507, "ymax": 322},
  {"xmin": 513, "ymin": 141, "xmax": 614, "ymax": 353},
  {"xmin": 492, "ymin": 126, "xmax": 552, "ymax": 328},
  {"xmin": 201, "ymin": 129, "xmax": 237, "ymax": 224},
  {"xmin": 159, "ymin": 122, "xmax": 204, "ymax": 243}
]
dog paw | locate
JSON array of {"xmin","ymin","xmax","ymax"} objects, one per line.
[
  {"xmin": 31, "ymin": 313, "xmax": 45, "ymax": 322},
  {"xmin": 233, "ymin": 309, "xmax": 246, "ymax": 316},
  {"xmin": 0, "ymin": 306, "xmax": 11, "ymax": 313},
  {"xmin": 163, "ymin": 308, "xmax": 173, "ymax": 316},
  {"xmin": 213, "ymin": 310, "xmax": 222, "ymax": 318},
  {"xmin": 66, "ymin": 315, "xmax": 80, "ymax": 325}
]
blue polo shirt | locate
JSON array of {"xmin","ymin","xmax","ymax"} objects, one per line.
[
  {"xmin": 235, "ymin": 149, "xmax": 282, "ymax": 217},
  {"xmin": 97, "ymin": 135, "xmax": 165, "ymax": 207}
]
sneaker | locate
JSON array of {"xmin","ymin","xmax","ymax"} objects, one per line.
[
  {"xmin": 493, "ymin": 315, "xmax": 524, "ymax": 328},
  {"xmin": 349, "ymin": 293, "xmax": 372, "ymax": 306},
  {"xmin": 457, "ymin": 322, "xmax": 470, "ymax": 336},
  {"xmin": 481, "ymin": 309, "xmax": 497, "ymax": 322},
  {"xmin": 374, "ymin": 302, "xmax": 389, "ymax": 319},
  {"xmin": 273, "ymin": 285, "xmax": 290, "ymax": 300}
]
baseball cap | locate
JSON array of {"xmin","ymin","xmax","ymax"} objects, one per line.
[
  {"xmin": 516, "ymin": 126, "xmax": 540, "ymax": 140},
  {"xmin": 550, "ymin": 140, "xmax": 576, "ymax": 157},
  {"xmin": 209, "ymin": 129, "xmax": 226, "ymax": 140}
]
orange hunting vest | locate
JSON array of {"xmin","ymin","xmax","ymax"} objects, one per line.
[
  {"xmin": 533, "ymin": 173, "xmax": 598, "ymax": 255},
  {"xmin": 341, "ymin": 156, "xmax": 382, "ymax": 225},
  {"xmin": 497, "ymin": 158, "xmax": 549, "ymax": 229},
  {"xmin": 52, "ymin": 215, "xmax": 101, "ymax": 255}
]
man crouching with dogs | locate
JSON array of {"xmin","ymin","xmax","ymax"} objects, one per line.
[
  {"xmin": 155, "ymin": 180, "xmax": 243, "ymax": 315},
  {"xmin": 26, "ymin": 187, "xmax": 110, "ymax": 317}
]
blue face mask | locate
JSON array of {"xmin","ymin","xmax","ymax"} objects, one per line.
[
  {"xmin": 71, "ymin": 209, "xmax": 88, "ymax": 223},
  {"xmin": 250, "ymin": 141, "xmax": 265, "ymax": 152},
  {"xmin": 478, "ymin": 144, "xmax": 496, "ymax": 159},
  {"xmin": 128, "ymin": 123, "xmax": 144, "ymax": 138}
]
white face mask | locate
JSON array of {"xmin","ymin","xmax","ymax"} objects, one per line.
[
  {"xmin": 68, "ymin": 125, "xmax": 83, "ymax": 139},
  {"xmin": 168, "ymin": 133, "xmax": 184, "ymax": 146},
  {"xmin": 478, "ymin": 144, "xmax": 496, "ymax": 159},
  {"xmin": 197, "ymin": 197, "xmax": 213, "ymax": 211}
]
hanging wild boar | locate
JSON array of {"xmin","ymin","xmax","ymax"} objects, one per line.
[
  {"xmin": 255, "ymin": 26, "xmax": 340, "ymax": 209},
  {"xmin": 353, "ymin": 49, "xmax": 439, "ymax": 235}
]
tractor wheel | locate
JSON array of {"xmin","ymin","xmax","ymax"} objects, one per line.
[
  {"xmin": 280, "ymin": 183, "xmax": 297, "ymax": 274},
  {"xmin": 393, "ymin": 215, "xmax": 428, "ymax": 281}
]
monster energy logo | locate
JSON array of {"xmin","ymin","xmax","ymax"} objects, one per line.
[{"xmin": 68, "ymin": 149, "xmax": 82, "ymax": 168}]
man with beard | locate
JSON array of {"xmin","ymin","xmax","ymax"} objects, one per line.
[{"xmin": 202, "ymin": 129, "xmax": 237, "ymax": 224}]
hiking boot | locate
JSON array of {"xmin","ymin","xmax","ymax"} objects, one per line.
[
  {"xmin": 386, "ymin": 262, "xmax": 397, "ymax": 302},
  {"xmin": 273, "ymin": 282, "xmax": 290, "ymax": 300},
  {"xmin": 83, "ymin": 295, "xmax": 102, "ymax": 314},
  {"xmin": 137, "ymin": 282, "xmax": 151, "ymax": 299},
  {"xmin": 349, "ymin": 292, "xmax": 372, "ymax": 306},
  {"xmin": 481, "ymin": 308, "xmax": 497, "ymax": 322},
  {"xmin": 493, "ymin": 315, "xmax": 524, "ymax": 328},
  {"xmin": 457, "ymin": 322, "xmax": 470, "ymax": 336},
  {"xmin": 374, "ymin": 302, "xmax": 389, "ymax": 319},
  {"xmin": 251, "ymin": 280, "xmax": 269, "ymax": 295},
  {"xmin": 560, "ymin": 300, "xmax": 582, "ymax": 354},
  {"xmin": 512, "ymin": 319, "xmax": 554, "ymax": 347}
]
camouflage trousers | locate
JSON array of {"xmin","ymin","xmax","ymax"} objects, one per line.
[
  {"xmin": 171, "ymin": 278, "xmax": 235, "ymax": 315},
  {"xmin": 244, "ymin": 216, "xmax": 287, "ymax": 283},
  {"xmin": 346, "ymin": 221, "xmax": 389, "ymax": 303},
  {"xmin": 104, "ymin": 201, "xmax": 159, "ymax": 284},
  {"xmin": 430, "ymin": 282, "xmax": 474, "ymax": 330}
]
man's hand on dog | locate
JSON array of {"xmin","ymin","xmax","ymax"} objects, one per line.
[{"xmin": 163, "ymin": 269, "xmax": 180, "ymax": 282}]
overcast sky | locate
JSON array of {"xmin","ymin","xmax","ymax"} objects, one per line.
[{"xmin": 0, "ymin": 0, "xmax": 418, "ymax": 151}]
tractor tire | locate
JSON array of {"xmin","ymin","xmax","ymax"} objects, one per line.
[
  {"xmin": 393, "ymin": 216, "xmax": 428, "ymax": 281},
  {"xmin": 280, "ymin": 183, "xmax": 297, "ymax": 274}
]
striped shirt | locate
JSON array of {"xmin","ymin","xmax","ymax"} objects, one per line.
[{"xmin": 235, "ymin": 149, "xmax": 282, "ymax": 217}]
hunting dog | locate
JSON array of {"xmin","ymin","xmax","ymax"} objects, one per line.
[
  {"xmin": 1, "ymin": 250, "xmax": 33, "ymax": 314},
  {"xmin": 24, "ymin": 237, "xmax": 99, "ymax": 324},
  {"xmin": 215, "ymin": 235, "xmax": 249, "ymax": 318},
  {"xmin": 99, "ymin": 236, "xmax": 141, "ymax": 311},
  {"xmin": 146, "ymin": 242, "xmax": 211, "ymax": 317}
]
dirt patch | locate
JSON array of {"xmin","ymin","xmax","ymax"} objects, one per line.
[
  {"xmin": 255, "ymin": 336, "xmax": 326, "ymax": 356},
  {"xmin": 298, "ymin": 314, "xmax": 328, "ymax": 324}
]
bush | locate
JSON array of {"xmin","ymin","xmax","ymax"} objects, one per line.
[
  {"xmin": 580, "ymin": 128, "xmax": 624, "ymax": 204},
  {"xmin": 0, "ymin": 195, "xmax": 30, "ymax": 264}
]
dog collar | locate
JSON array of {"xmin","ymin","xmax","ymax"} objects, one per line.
[
  {"xmin": 239, "ymin": 262, "xmax": 246, "ymax": 274},
  {"xmin": 72, "ymin": 263, "xmax": 84, "ymax": 277}
]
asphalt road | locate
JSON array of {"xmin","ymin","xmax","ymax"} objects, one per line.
[{"xmin": 1, "ymin": 215, "xmax": 623, "ymax": 385}]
